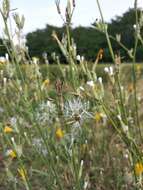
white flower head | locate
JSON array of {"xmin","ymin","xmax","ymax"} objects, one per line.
[
  {"xmin": 3, "ymin": 77, "xmax": 7, "ymax": 84},
  {"xmin": 133, "ymin": 24, "xmax": 137, "ymax": 29},
  {"xmin": 5, "ymin": 53, "xmax": 9, "ymax": 61},
  {"xmin": 98, "ymin": 77, "xmax": 103, "ymax": 84},
  {"xmin": 117, "ymin": 115, "xmax": 122, "ymax": 121},
  {"xmin": 104, "ymin": 67, "xmax": 109, "ymax": 73},
  {"xmin": 104, "ymin": 66, "xmax": 114, "ymax": 76},
  {"xmin": 81, "ymin": 56, "xmax": 85, "ymax": 62},
  {"xmin": 87, "ymin": 80, "xmax": 94, "ymax": 87},
  {"xmin": 76, "ymin": 55, "xmax": 81, "ymax": 61},
  {"xmin": 64, "ymin": 98, "xmax": 91, "ymax": 125}
]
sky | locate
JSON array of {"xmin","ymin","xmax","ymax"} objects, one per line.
[{"xmin": 2, "ymin": 0, "xmax": 143, "ymax": 34}]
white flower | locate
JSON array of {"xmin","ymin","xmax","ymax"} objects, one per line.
[
  {"xmin": 98, "ymin": 77, "xmax": 102, "ymax": 84},
  {"xmin": 104, "ymin": 67, "xmax": 109, "ymax": 73},
  {"xmin": 86, "ymin": 80, "xmax": 94, "ymax": 87},
  {"xmin": 117, "ymin": 115, "xmax": 122, "ymax": 121},
  {"xmin": 32, "ymin": 57, "xmax": 39, "ymax": 64},
  {"xmin": 3, "ymin": 77, "xmax": 7, "ymax": 84},
  {"xmin": 76, "ymin": 55, "xmax": 81, "ymax": 61},
  {"xmin": 133, "ymin": 24, "xmax": 137, "ymax": 29},
  {"xmin": 104, "ymin": 66, "xmax": 114, "ymax": 76},
  {"xmin": 5, "ymin": 53, "xmax": 9, "ymax": 61}
]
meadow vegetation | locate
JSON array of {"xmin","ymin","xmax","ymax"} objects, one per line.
[{"xmin": 0, "ymin": 0, "xmax": 143, "ymax": 189}]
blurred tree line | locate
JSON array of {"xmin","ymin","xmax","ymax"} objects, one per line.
[{"xmin": 0, "ymin": 8, "xmax": 143, "ymax": 63}]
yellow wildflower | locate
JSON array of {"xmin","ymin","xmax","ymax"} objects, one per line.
[
  {"xmin": 135, "ymin": 162, "xmax": 143, "ymax": 176},
  {"xmin": 18, "ymin": 167, "xmax": 27, "ymax": 181},
  {"xmin": 55, "ymin": 128, "xmax": 64, "ymax": 140},
  {"xmin": 41, "ymin": 79, "xmax": 50, "ymax": 90},
  {"xmin": 8, "ymin": 150, "xmax": 17, "ymax": 159},
  {"xmin": 43, "ymin": 79, "xmax": 50, "ymax": 86},
  {"xmin": 4, "ymin": 126, "xmax": 13, "ymax": 133},
  {"xmin": 95, "ymin": 112, "xmax": 102, "ymax": 122}
]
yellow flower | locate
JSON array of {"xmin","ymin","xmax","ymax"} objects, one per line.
[
  {"xmin": 135, "ymin": 162, "xmax": 143, "ymax": 176},
  {"xmin": 95, "ymin": 112, "xmax": 102, "ymax": 122},
  {"xmin": 43, "ymin": 79, "xmax": 50, "ymax": 87},
  {"xmin": 18, "ymin": 167, "xmax": 27, "ymax": 181},
  {"xmin": 55, "ymin": 128, "xmax": 64, "ymax": 140},
  {"xmin": 4, "ymin": 126, "xmax": 13, "ymax": 133},
  {"xmin": 8, "ymin": 150, "xmax": 17, "ymax": 159},
  {"xmin": 41, "ymin": 79, "xmax": 50, "ymax": 90}
]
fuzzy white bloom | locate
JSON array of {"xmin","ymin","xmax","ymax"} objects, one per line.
[
  {"xmin": 104, "ymin": 66, "xmax": 114, "ymax": 76},
  {"xmin": 81, "ymin": 56, "xmax": 85, "ymax": 62},
  {"xmin": 5, "ymin": 53, "xmax": 9, "ymax": 61},
  {"xmin": 104, "ymin": 67, "xmax": 109, "ymax": 73},
  {"xmin": 98, "ymin": 77, "xmax": 103, "ymax": 84},
  {"xmin": 32, "ymin": 57, "xmax": 39, "ymax": 64},
  {"xmin": 86, "ymin": 80, "xmax": 94, "ymax": 87},
  {"xmin": 76, "ymin": 55, "xmax": 81, "ymax": 61},
  {"xmin": 133, "ymin": 24, "xmax": 137, "ymax": 29},
  {"xmin": 64, "ymin": 98, "xmax": 91, "ymax": 125},
  {"xmin": 124, "ymin": 153, "xmax": 129, "ymax": 159},
  {"xmin": 3, "ymin": 77, "xmax": 7, "ymax": 84},
  {"xmin": 117, "ymin": 115, "xmax": 122, "ymax": 121},
  {"xmin": 121, "ymin": 86, "xmax": 124, "ymax": 91},
  {"xmin": 11, "ymin": 137, "xmax": 15, "ymax": 143},
  {"xmin": 84, "ymin": 181, "xmax": 88, "ymax": 189}
]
